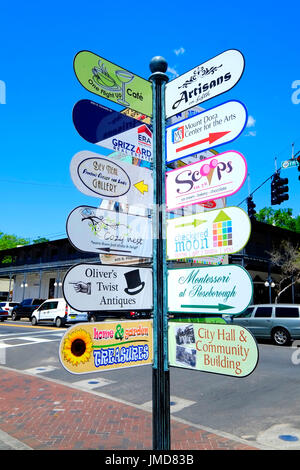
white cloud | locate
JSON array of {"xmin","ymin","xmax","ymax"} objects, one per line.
[
  {"xmin": 167, "ymin": 66, "xmax": 179, "ymax": 79},
  {"xmin": 245, "ymin": 130, "xmax": 257, "ymax": 137},
  {"xmin": 174, "ymin": 47, "xmax": 185, "ymax": 56},
  {"xmin": 246, "ymin": 115, "xmax": 256, "ymax": 128}
]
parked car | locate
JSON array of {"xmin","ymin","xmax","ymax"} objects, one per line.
[
  {"xmin": 11, "ymin": 298, "xmax": 45, "ymax": 321},
  {"xmin": 0, "ymin": 307, "xmax": 9, "ymax": 322},
  {"xmin": 0, "ymin": 301, "xmax": 19, "ymax": 316},
  {"xmin": 224, "ymin": 304, "xmax": 300, "ymax": 346},
  {"xmin": 31, "ymin": 298, "xmax": 88, "ymax": 327},
  {"xmin": 88, "ymin": 310, "xmax": 152, "ymax": 322}
]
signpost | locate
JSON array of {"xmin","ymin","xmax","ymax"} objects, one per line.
[
  {"xmin": 168, "ymin": 322, "xmax": 258, "ymax": 378},
  {"xmin": 281, "ymin": 159, "xmax": 299, "ymax": 169},
  {"xmin": 66, "ymin": 205, "xmax": 152, "ymax": 258},
  {"xmin": 70, "ymin": 151, "xmax": 153, "ymax": 208},
  {"xmin": 166, "ymin": 151, "xmax": 247, "ymax": 211},
  {"xmin": 73, "ymin": 100, "xmax": 153, "ymax": 163},
  {"xmin": 74, "ymin": 50, "xmax": 152, "ymax": 116},
  {"xmin": 59, "ymin": 320, "xmax": 153, "ymax": 374},
  {"xmin": 65, "ymin": 48, "xmax": 254, "ymax": 451},
  {"xmin": 166, "ymin": 100, "xmax": 247, "ymax": 163},
  {"xmin": 63, "ymin": 264, "xmax": 153, "ymax": 312},
  {"xmin": 167, "ymin": 207, "xmax": 251, "ymax": 260},
  {"xmin": 167, "ymin": 265, "xmax": 253, "ymax": 315},
  {"xmin": 165, "ymin": 49, "xmax": 245, "ymax": 118}
]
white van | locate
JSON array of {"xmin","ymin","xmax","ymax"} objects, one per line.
[{"xmin": 31, "ymin": 298, "xmax": 88, "ymax": 327}]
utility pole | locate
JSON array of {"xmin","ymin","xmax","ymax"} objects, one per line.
[{"xmin": 149, "ymin": 56, "xmax": 170, "ymax": 450}]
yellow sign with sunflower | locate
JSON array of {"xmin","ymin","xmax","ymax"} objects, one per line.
[{"xmin": 59, "ymin": 320, "xmax": 153, "ymax": 374}]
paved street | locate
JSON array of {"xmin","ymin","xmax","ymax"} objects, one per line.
[{"xmin": 0, "ymin": 321, "xmax": 300, "ymax": 450}]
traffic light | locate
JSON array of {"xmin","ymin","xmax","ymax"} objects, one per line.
[
  {"xmin": 297, "ymin": 155, "xmax": 300, "ymax": 181},
  {"xmin": 247, "ymin": 196, "xmax": 256, "ymax": 219},
  {"xmin": 271, "ymin": 172, "xmax": 289, "ymax": 205}
]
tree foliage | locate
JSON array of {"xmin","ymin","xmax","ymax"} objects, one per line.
[{"xmin": 255, "ymin": 207, "xmax": 300, "ymax": 232}]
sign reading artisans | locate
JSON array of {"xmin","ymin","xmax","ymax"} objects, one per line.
[
  {"xmin": 167, "ymin": 265, "xmax": 253, "ymax": 315},
  {"xmin": 168, "ymin": 322, "xmax": 258, "ymax": 378}
]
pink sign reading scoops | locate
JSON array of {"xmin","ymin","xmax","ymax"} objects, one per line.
[{"xmin": 165, "ymin": 151, "xmax": 247, "ymax": 211}]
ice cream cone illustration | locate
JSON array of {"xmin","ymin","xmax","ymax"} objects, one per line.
[{"xmin": 200, "ymin": 158, "xmax": 218, "ymax": 185}]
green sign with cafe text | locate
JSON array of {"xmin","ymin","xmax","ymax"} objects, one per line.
[{"xmin": 73, "ymin": 50, "xmax": 152, "ymax": 117}]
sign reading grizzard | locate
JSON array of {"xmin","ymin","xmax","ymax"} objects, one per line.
[
  {"xmin": 63, "ymin": 263, "xmax": 153, "ymax": 312},
  {"xmin": 165, "ymin": 49, "xmax": 245, "ymax": 119}
]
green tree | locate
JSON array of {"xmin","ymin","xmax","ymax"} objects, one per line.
[
  {"xmin": 0, "ymin": 232, "xmax": 30, "ymax": 251},
  {"xmin": 255, "ymin": 207, "xmax": 300, "ymax": 232}
]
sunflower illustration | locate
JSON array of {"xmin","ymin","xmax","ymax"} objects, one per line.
[{"xmin": 62, "ymin": 329, "xmax": 93, "ymax": 366}]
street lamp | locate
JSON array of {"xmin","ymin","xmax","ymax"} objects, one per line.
[{"xmin": 265, "ymin": 277, "xmax": 275, "ymax": 303}]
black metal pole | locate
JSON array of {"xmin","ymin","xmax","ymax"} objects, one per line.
[{"xmin": 149, "ymin": 56, "xmax": 170, "ymax": 450}]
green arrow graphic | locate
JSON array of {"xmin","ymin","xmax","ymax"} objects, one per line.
[
  {"xmin": 180, "ymin": 303, "xmax": 234, "ymax": 311},
  {"xmin": 175, "ymin": 219, "xmax": 206, "ymax": 229}
]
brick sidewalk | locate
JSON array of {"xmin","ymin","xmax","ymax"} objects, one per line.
[{"xmin": 0, "ymin": 368, "xmax": 258, "ymax": 450}]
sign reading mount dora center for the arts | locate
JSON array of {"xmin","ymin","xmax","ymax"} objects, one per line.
[
  {"xmin": 165, "ymin": 49, "xmax": 245, "ymax": 119},
  {"xmin": 167, "ymin": 265, "xmax": 253, "ymax": 315}
]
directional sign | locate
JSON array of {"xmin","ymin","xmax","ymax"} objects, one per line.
[
  {"xmin": 167, "ymin": 207, "xmax": 251, "ymax": 260},
  {"xmin": 168, "ymin": 322, "xmax": 258, "ymax": 378},
  {"xmin": 165, "ymin": 49, "xmax": 245, "ymax": 119},
  {"xmin": 63, "ymin": 264, "xmax": 153, "ymax": 312},
  {"xmin": 167, "ymin": 265, "xmax": 253, "ymax": 315},
  {"xmin": 59, "ymin": 320, "xmax": 153, "ymax": 374},
  {"xmin": 66, "ymin": 205, "xmax": 153, "ymax": 258},
  {"xmin": 73, "ymin": 100, "xmax": 152, "ymax": 163},
  {"xmin": 73, "ymin": 50, "xmax": 152, "ymax": 116},
  {"xmin": 70, "ymin": 151, "xmax": 153, "ymax": 208},
  {"xmin": 166, "ymin": 100, "xmax": 247, "ymax": 163},
  {"xmin": 166, "ymin": 151, "xmax": 247, "ymax": 211}
]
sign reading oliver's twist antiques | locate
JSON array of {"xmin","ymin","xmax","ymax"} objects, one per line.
[
  {"xmin": 67, "ymin": 205, "xmax": 152, "ymax": 258},
  {"xmin": 167, "ymin": 265, "xmax": 253, "ymax": 315},
  {"xmin": 59, "ymin": 320, "xmax": 153, "ymax": 374},
  {"xmin": 168, "ymin": 322, "xmax": 258, "ymax": 378},
  {"xmin": 63, "ymin": 264, "xmax": 153, "ymax": 312}
]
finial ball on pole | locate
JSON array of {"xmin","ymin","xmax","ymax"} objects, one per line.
[{"xmin": 149, "ymin": 56, "xmax": 168, "ymax": 74}]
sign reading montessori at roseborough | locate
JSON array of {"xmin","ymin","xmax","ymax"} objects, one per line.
[
  {"xmin": 167, "ymin": 265, "xmax": 253, "ymax": 315},
  {"xmin": 165, "ymin": 49, "xmax": 245, "ymax": 119},
  {"xmin": 168, "ymin": 322, "xmax": 258, "ymax": 378},
  {"xmin": 63, "ymin": 264, "xmax": 153, "ymax": 312},
  {"xmin": 165, "ymin": 151, "xmax": 247, "ymax": 211},
  {"xmin": 167, "ymin": 207, "xmax": 251, "ymax": 260},
  {"xmin": 59, "ymin": 320, "xmax": 153, "ymax": 374}
]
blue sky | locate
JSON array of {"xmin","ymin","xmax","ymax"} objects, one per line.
[{"xmin": 0, "ymin": 0, "xmax": 299, "ymax": 242}]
